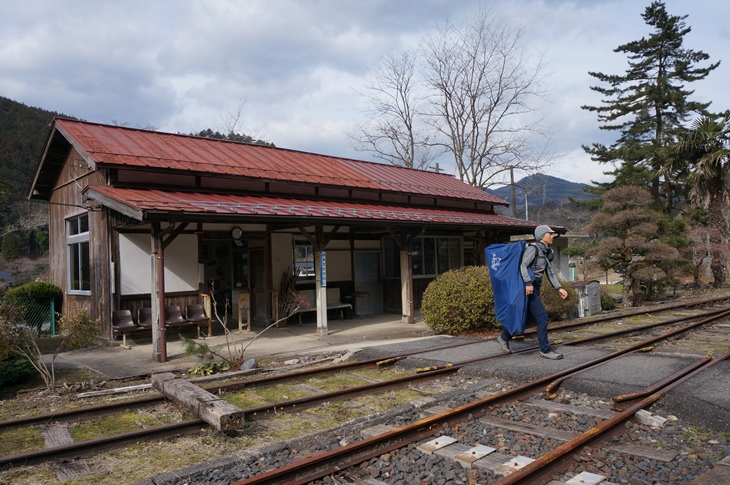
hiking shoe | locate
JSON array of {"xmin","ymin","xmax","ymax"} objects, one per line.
[
  {"xmin": 540, "ymin": 351, "xmax": 563, "ymax": 360},
  {"xmin": 496, "ymin": 336, "xmax": 511, "ymax": 354}
]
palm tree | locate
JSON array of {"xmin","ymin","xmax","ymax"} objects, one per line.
[{"xmin": 677, "ymin": 115, "xmax": 730, "ymax": 286}]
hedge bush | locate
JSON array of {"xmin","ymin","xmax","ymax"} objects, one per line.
[
  {"xmin": 600, "ymin": 286, "xmax": 618, "ymax": 311},
  {"xmin": 5, "ymin": 280, "xmax": 63, "ymax": 311},
  {"xmin": 421, "ymin": 266, "xmax": 498, "ymax": 335},
  {"xmin": 539, "ymin": 278, "xmax": 578, "ymax": 321},
  {"xmin": 0, "ymin": 349, "xmax": 35, "ymax": 387}
]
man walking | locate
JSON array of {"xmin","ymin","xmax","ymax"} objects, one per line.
[{"xmin": 497, "ymin": 225, "xmax": 568, "ymax": 359}]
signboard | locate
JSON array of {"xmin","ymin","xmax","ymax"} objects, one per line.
[{"xmin": 319, "ymin": 251, "xmax": 327, "ymax": 287}]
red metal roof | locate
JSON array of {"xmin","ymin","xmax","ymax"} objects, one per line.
[
  {"xmin": 54, "ymin": 118, "xmax": 506, "ymax": 205},
  {"xmin": 85, "ymin": 185, "xmax": 534, "ymax": 228}
]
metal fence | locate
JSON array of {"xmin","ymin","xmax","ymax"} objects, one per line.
[{"xmin": 0, "ymin": 297, "xmax": 57, "ymax": 337}]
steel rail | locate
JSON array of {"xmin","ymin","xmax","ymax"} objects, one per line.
[
  {"xmin": 543, "ymin": 309, "xmax": 730, "ymax": 395},
  {"xmin": 4, "ymin": 299, "xmax": 724, "ymax": 432},
  {"xmin": 0, "ymin": 419, "xmax": 205, "ymax": 468},
  {"xmin": 522, "ymin": 296, "xmax": 730, "ymax": 337},
  {"xmin": 0, "ymin": 339, "xmax": 484, "ymax": 431},
  {"xmin": 3, "ymin": 300, "xmax": 727, "ymax": 472},
  {"xmin": 563, "ymin": 307, "xmax": 730, "ymax": 346},
  {"xmin": 610, "ymin": 356, "xmax": 714, "ymax": 411},
  {"xmin": 0, "ymin": 363, "xmax": 461, "ymax": 468},
  {"xmin": 229, "ymin": 310, "xmax": 730, "ymax": 485},
  {"xmin": 492, "ymin": 351, "xmax": 730, "ymax": 485},
  {"xmin": 233, "ymin": 364, "xmax": 461, "ymax": 421}
]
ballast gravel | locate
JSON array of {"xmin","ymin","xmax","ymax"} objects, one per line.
[{"xmin": 142, "ymin": 381, "xmax": 728, "ymax": 485}]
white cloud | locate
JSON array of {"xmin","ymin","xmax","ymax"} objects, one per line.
[{"xmin": 1, "ymin": 0, "xmax": 728, "ymax": 185}]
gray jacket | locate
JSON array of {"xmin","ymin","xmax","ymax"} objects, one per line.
[{"xmin": 520, "ymin": 242, "xmax": 562, "ymax": 291}]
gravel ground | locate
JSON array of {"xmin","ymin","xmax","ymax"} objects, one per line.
[{"xmin": 143, "ymin": 378, "xmax": 729, "ymax": 485}]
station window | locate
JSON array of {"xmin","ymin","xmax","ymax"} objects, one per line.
[
  {"xmin": 67, "ymin": 213, "xmax": 91, "ymax": 294},
  {"xmin": 293, "ymin": 237, "xmax": 315, "ymax": 280},
  {"xmin": 383, "ymin": 236, "xmax": 462, "ymax": 278}
]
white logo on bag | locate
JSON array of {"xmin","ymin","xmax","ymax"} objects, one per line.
[{"xmin": 491, "ymin": 254, "xmax": 501, "ymax": 270}]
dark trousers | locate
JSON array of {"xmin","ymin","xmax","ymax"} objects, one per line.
[{"xmin": 500, "ymin": 284, "xmax": 552, "ymax": 353}]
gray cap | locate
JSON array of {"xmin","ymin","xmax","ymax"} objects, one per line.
[{"xmin": 534, "ymin": 225, "xmax": 558, "ymax": 242}]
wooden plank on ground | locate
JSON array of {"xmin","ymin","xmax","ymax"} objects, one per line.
[
  {"xmin": 609, "ymin": 443, "xmax": 677, "ymax": 462},
  {"xmin": 523, "ymin": 398, "xmax": 617, "ymax": 420},
  {"xmin": 151, "ymin": 372, "xmax": 245, "ymax": 433},
  {"xmin": 479, "ymin": 415, "xmax": 579, "ymax": 441}
]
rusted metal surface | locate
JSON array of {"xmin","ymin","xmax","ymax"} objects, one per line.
[
  {"xmin": 492, "ymin": 351, "xmax": 730, "ymax": 485},
  {"xmin": 544, "ymin": 310, "xmax": 730, "ymax": 396},
  {"xmin": 0, "ymin": 419, "xmax": 205, "ymax": 469},
  {"xmin": 611, "ymin": 356, "xmax": 712, "ymax": 411},
  {"xmin": 52, "ymin": 118, "xmax": 505, "ymax": 204},
  {"xmin": 83, "ymin": 184, "xmax": 535, "ymax": 227},
  {"xmin": 230, "ymin": 316, "xmax": 730, "ymax": 485}
]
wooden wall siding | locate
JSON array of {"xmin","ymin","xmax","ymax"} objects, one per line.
[{"xmin": 48, "ymin": 149, "xmax": 109, "ymax": 334}]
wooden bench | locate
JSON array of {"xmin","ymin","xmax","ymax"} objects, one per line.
[{"xmin": 291, "ymin": 287, "xmax": 353, "ymax": 324}]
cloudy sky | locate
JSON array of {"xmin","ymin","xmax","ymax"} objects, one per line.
[{"xmin": 2, "ymin": 0, "xmax": 728, "ymax": 186}]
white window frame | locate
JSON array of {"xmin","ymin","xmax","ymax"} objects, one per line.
[{"xmin": 67, "ymin": 213, "xmax": 91, "ymax": 295}]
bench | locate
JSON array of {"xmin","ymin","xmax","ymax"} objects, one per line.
[
  {"xmin": 112, "ymin": 306, "xmax": 210, "ymax": 347},
  {"xmin": 291, "ymin": 287, "xmax": 353, "ymax": 324}
]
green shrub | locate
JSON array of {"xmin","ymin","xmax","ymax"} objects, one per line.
[
  {"xmin": 58, "ymin": 303, "xmax": 100, "ymax": 351},
  {"xmin": 600, "ymin": 286, "xmax": 618, "ymax": 311},
  {"xmin": 421, "ymin": 266, "xmax": 498, "ymax": 335},
  {"xmin": 6, "ymin": 280, "xmax": 62, "ymax": 311},
  {"xmin": 539, "ymin": 279, "xmax": 578, "ymax": 321},
  {"xmin": 0, "ymin": 349, "xmax": 35, "ymax": 387}
]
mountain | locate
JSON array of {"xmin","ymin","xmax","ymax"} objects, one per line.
[
  {"xmin": 0, "ymin": 97, "xmax": 70, "ymax": 224},
  {"xmin": 487, "ymin": 174, "xmax": 597, "ymax": 207}
]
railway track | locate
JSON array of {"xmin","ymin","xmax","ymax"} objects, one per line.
[
  {"xmin": 224, "ymin": 309, "xmax": 730, "ymax": 484},
  {"xmin": 0, "ymin": 297, "xmax": 728, "ymax": 484}
]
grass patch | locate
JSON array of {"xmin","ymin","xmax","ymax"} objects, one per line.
[
  {"xmin": 67, "ymin": 410, "xmax": 180, "ymax": 442},
  {"xmin": 0, "ymin": 426, "xmax": 45, "ymax": 455},
  {"xmin": 221, "ymin": 389, "xmax": 271, "ymax": 409},
  {"xmin": 304, "ymin": 373, "xmax": 371, "ymax": 392},
  {"xmin": 304, "ymin": 368, "xmax": 411, "ymax": 392},
  {"xmin": 356, "ymin": 389, "xmax": 424, "ymax": 412},
  {"xmin": 0, "ymin": 467, "xmax": 58, "ymax": 485},
  {"xmin": 254, "ymin": 383, "xmax": 312, "ymax": 402}
]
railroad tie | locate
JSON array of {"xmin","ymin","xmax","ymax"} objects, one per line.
[{"xmin": 41, "ymin": 425, "xmax": 93, "ymax": 481}]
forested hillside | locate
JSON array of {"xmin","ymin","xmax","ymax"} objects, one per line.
[{"xmin": 0, "ymin": 97, "xmax": 68, "ymax": 226}]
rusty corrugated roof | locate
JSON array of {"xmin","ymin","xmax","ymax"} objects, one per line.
[
  {"xmin": 84, "ymin": 185, "xmax": 534, "ymax": 228},
  {"xmin": 54, "ymin": 118, "xmax": 506, "ymax": 205}
]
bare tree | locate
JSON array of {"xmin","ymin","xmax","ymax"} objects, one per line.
[
  {"xmin": 351, "ymin": 50, "xmax": 437, "ymax": 170},
  {"xmin": 354, "ymin": 9, "xmax": 551, "ymax": 187},
  {"xmin": 215, "ymin": 98, "xmax": 269, "ymax": 144},
  {"xmin": 422, "ymin": 11, "xmax": 551, "ymax": 188},
  {"xmin": 1, "ymin": 200, "xmax": 49, "ymax": 238}
]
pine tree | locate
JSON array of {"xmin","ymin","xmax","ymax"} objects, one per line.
[{"xmin": 581, "ymin": 1, "xmax": 719, "ymax": 214}]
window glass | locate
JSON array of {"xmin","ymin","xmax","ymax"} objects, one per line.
[
  {"xmin": 449, "ymin": 238, "xmax": 461, "ymax": 269},
  {"xmin": 423, "ymin": 238, "xmax": 436, "ymax": 275},
  {"xmin": 67, "ymin": 214, "xmax": 90, "ymax": 293},
  {"xmin": 409, "ymin": 239, "xmax": 423, "ymax": 276},
  {"xmin": 385, "ymin": 235, "xmax": 462, "ymax": 278},
  {"xmin": 293, "ymin": 238, "xmax": 314, "ymax": 280},
  {"xmin": 383, "ymin": 238, "xmax": 400, "ymax": 278},
  {"xmin": 437, "ymin": 238, "xmax": 450, "ymax": 274}
]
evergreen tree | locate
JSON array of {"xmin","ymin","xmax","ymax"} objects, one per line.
[
  {"xmin": 584, "ymin": 186, "xmax": 692, "ymax": 307},
  {"xmin": 581, "ymin": 1, "xmax": 719, "ymax": 214}
]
